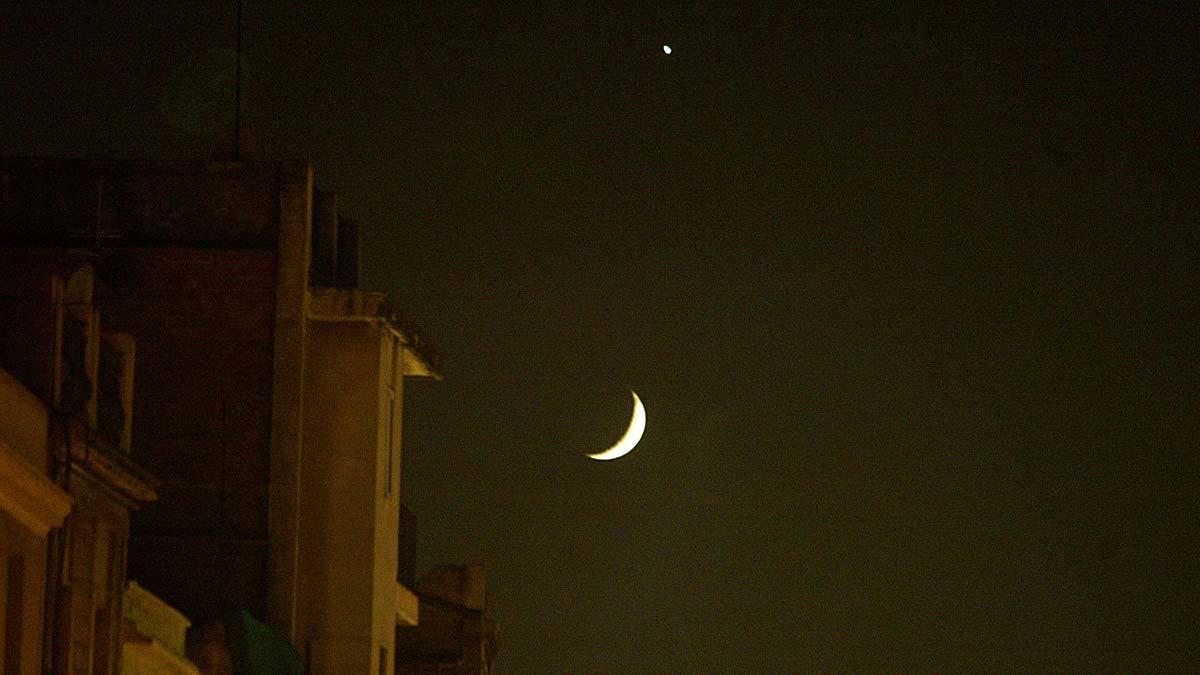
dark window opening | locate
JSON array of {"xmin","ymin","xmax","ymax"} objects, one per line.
[
  {"xmin": 97, "ymin": 340, "xmax": 126, "ymax": 449},
  {"xmin": 60, "ymin": 313, "xmax": 91, "ymax": 415}
]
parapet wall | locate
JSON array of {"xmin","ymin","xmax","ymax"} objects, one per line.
[{"xmin": 0, "ymin": 159, "xmax": 305, "ymax": 247}]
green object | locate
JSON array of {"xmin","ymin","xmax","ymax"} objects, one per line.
[{"xmin": 224, "ymin": 610, "xmax": 303, "ymax": 675}]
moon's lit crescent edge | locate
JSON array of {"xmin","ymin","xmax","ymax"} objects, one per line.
[{"xmin": 587, "ymin": 391, "xmax": 646, "ymax": 460}]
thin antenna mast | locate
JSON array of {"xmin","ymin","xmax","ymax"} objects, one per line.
[{"xmin": 234, "ymin": 0, "xmax": 242, "ymax": 160}]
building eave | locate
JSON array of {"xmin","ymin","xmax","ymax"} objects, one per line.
[{"xmin": 307, "ymin": 287, "xmax": 442, "ymax": 379}]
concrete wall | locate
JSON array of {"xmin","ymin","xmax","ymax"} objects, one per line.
[
  {"xmin": 0, "ymin": 369, "xmax": 70, "ymax": 675},
  {"xmin": 374, "ymin": 329, "xmax": 403, "ymax": 669},
  {"xmin": 0, "ymin": 510, "xmax": 50, "ymax": 675},
  {"xmin": 298, "ymin": 318, "xmax": 403, "ymax": 675},
  {"xmin": 0, "ymin": 368, "xmax": 48, "ymax": 471}
]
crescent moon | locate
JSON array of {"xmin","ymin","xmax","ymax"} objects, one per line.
[{"xmin": 588, "ymin": 391, "xmax": 646, "ymax": 461}]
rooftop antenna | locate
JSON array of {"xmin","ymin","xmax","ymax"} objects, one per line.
[{"xmin": 233, "ymin": 0, "xmax": 242, "ymax": 160}]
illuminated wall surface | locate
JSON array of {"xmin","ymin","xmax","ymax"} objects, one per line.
[
  {"xmin": 0, "ymin": 368, "xmax": 71, "ymax": 675},
  {"xmin": 299, "ymin": 296, "xmax": 416, "ymax": 673}
]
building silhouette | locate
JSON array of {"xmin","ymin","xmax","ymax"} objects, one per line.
[{"xmin": 0, "ymin": 157, "xmax": 488, "ymax": 675}]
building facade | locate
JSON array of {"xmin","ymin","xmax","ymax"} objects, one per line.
[
  {"xmin": 298, "ymin": 287, "xmax": 430, "ymax": 673},
  {"xmin": 121, "ymin": 580, "xmax": 200, "ymax": 675},
  {"xmin": 0, "ymin": 252, "xmax": 202, "ymax": 674},
  {"xmin": 0, "ymin": 158, "xmax": 440, "ymax": 674},
  {"xmin": 0, "ymin": 366, "xmax": 73, "ymax": 674}
]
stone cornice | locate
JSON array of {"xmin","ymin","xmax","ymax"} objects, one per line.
[{"xmin": 60, "ymin": 418, "xmax": 158, "ymax": 505}]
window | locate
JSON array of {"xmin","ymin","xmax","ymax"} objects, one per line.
[
  {"xmin": 59, "ymin": 311, "xmax": 91, "ymax": 416},
  {"xmin": 96, "ymin": 334, "xmax": 135, "ymax": 451},
  {"xmin": 56, "ymin": 266, "xmax": 99, "ymax": 421}
]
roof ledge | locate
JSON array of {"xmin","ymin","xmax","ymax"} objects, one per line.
[{"xmin": 307, "ymin": 287, "xmax": 441, "ymax": 378}]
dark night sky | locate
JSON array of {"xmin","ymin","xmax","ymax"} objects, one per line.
[{"xmin": 3, "ymin": 3, "xmax": 1199, "ymax": 672}]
